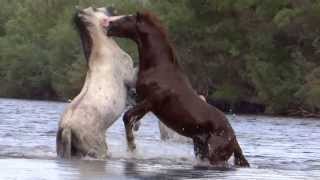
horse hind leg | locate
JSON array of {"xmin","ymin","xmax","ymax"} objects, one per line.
[
  {"xmin": 86, "ymin": 143, "xmax": 108, "ymax": 159},
  {"xmin": 56, "ymin": 127, "xmax": 72, "ymax": 159},
  {"xmin": 89, "ymin": 137, "xmax": 108, "ymax": 159},
  {"xmin": 74, "ymin": 132, "xmax": 108, "ymax": 159}
]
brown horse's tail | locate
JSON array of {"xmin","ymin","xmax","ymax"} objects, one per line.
[
  {"xmin": 56, "ymin": 127, "xmax": 72, "ymax": 159},
  {"xmin": 233, "ymin": 138, "xmax": 250, "ymax": 167}
]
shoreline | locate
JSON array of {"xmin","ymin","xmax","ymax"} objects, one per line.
[{"xmin": 0, "ymin": 97, "xmax": 319, "ymax": 119}]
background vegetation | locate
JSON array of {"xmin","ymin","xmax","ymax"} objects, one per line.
[{"xmin": 0, "ymin": 0, "xmax": 319, "ymax": 116}]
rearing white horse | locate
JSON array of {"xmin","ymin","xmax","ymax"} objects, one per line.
[{"xmin": 56, "ymin": 7, "xmax": 136, "ymax": 159}]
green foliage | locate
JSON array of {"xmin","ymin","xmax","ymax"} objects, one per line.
[
  {"xmin": 0, "ymin": 0, "xmax": 142, "ymax": 100},
  {"xmin": 0, "ymin": 0, "xmax": 319, "ymax": 115}
]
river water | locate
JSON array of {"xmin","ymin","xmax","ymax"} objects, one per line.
[{"xmin": 0, "ymin": 98, "xmax": 319, "ymax": 179}]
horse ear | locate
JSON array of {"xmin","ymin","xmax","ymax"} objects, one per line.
[{"xmin": 136, "ymin": 11, "xmax": 143, "ymax": 23}]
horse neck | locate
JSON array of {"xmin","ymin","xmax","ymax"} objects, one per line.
[
  {"xmin": 89, "ymin": 28, "xmax": 117, "ymax": 50},
  {"xmin": 88, "ymin": 29, "xmax": 120, "ymax": 68},
  {"xmin": 137, "ymin": 33, "xmax": 176, "ymax": 70}
]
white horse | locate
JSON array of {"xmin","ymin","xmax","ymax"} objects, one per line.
[{"xmin": 56, "ymin": 7, "xmax": 136, "ymax": 159}]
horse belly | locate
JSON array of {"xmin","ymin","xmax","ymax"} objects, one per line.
[
  {"xmin": 92, "ymin": 84, "xmax": 126, "ymax": 123},
  {"xmin": 76, "ymin": 80, "xmax": 126, "ymax": 128},
  {"xmin": 154, "ymin": 106, "xmax": 201, "ymax": 138}
]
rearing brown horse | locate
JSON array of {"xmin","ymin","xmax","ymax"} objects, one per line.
[{"xmin": 106, "ymin": 11, "xmax": 249, "ymax": 167}]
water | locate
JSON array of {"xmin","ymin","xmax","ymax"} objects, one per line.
[{"xmin": 0, "ymin": 98, "xmax": 319, "ymax": 179}]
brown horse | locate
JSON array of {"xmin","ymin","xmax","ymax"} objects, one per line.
[{"xmin": 105, "ymin": 12, "xmax": 250, "ymax": 167}]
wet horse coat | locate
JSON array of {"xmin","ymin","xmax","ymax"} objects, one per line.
[
  {"xmin": 106, "ymin": 12, "xmax": 249, "ymax": 166},
  {"xmin": 56, "ymin": 7, "xmax": 136, "ymax": 159},
  {"xmin": 159, "ymin": 95, "xmax": 206, "ymax": 143}
]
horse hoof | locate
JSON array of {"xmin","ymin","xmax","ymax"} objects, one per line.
[{"xmin": 128, "ymin": 143, "xmax": 136, "ymax": 151}]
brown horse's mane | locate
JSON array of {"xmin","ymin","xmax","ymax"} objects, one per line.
[{"xmin": 140, "ymin": 11, "xmax": 179, "ymax": 66}]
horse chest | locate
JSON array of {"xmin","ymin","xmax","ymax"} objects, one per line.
[
  {"xmin": 137, "ymin": 69, "xmax": 169, "ymax": 90},
  {"xmin": 83, "ymin": 70, "xmax": 126, "ymax": 110}
]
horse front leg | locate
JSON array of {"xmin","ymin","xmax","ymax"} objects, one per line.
[{"xmin": 123, "ymin": 99, "xmax": 152, "ymax": 151}]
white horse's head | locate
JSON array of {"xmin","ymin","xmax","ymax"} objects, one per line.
[
  {"xmin": 74, "ymin": 7, "xmax": 114, "ymax": 61},
  {"xmin": 75, "ymin": 7, "xmax": 112, "ymax": 32}
]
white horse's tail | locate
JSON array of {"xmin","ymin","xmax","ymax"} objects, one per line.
[{"xmin": 56, "ymin": 127, "xmax": 72, "ymax": 159}]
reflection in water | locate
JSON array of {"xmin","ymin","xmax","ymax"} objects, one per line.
[
  {"xmin": 121, "ymin": 159, "xmax": 235, "ymax": 179},
  {"xmin": 0, "ymin": 98, "xmax": 320, "ymax": 179},
  {"xmin": 68, "ymin": 160, "xmax": 108, "ymax": 179},
  {"xmin": 124, "ymin": 161, "xmax": 139, "ymax": 178}
]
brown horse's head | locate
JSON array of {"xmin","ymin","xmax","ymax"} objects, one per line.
[
  {"xmin": 106, "ymin": 11, "xmax": 168, "ymax": 41},
  {"xmin": 106, "ymin": 11, "xmax": 178, "ymax": 65},
  {"xmin": 105, "ymin": 14, "xmax": 138, "ymax": 39}
]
